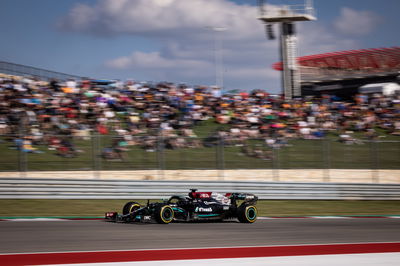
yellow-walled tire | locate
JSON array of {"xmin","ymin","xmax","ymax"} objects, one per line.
[
  {"xmin": 122, "ymin": 202, "xmax": 141, "ymax": 215},
  {"xmin": 237, "ymin": 204, "xmax": 257, "ymax": 223},
  {"xmin": 155, "ymin": 205, "xmax": 174, "ymax": 224}
]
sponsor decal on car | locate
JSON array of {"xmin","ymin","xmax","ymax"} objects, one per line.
[{"xmin": 195, "ymin": 207, "xmax": 213, "ymax": 212}]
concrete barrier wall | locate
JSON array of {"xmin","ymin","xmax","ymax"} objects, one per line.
[{"xmin": 0, "ymin": 169, "xmax": 399, "ymax": 183}]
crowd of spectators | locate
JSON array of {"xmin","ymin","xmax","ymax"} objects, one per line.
[{"xmin": 0, "ymin": 73, "xmax": 399, "ymax": 159}]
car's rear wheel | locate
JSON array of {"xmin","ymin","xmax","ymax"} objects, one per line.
[
  {"xmin": 154, "ymin": 204, "xmax": 174, "ymax": 224},
  {"xmin": 122, "ymin": 201, "xmax": 141, "ymax": 215},
  {"xmin": 237, "ymin": 204, "xmax": 257, "ymax": 223}
]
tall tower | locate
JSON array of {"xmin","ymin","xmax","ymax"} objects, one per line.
[{"xmin": 258, "ymin": 0, "xmax": 316, "ymax": 99}]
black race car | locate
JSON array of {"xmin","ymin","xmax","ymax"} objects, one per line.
[{"xmin": 105, "ymin": 189, "xmax": 258, "ymax": 224}]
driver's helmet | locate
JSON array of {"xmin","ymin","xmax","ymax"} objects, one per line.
[{"xmin": 212, "ymin": 193, "xmax": 231, "ymax": 205}]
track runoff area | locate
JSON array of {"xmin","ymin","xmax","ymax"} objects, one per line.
[{"xmin": 1, "ymin": 219, "xmax": 400, "ymax": 265}]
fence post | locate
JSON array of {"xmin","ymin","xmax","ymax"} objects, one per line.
[
  {"xmin": 179, "ymin": 140, "xmax": 185, "ymax": 169},
  {"xmin": 272, "ymin": 148, "xmax": 280, "ymax": 181},
  {"xmin": 157, "ymin": 135, "xmax": 165, "ymax": 180},
  {"xmin": 91, "ymin": 134, "xmax": 101, "ymax": 179},
  {"xmin": 323, "ymin": 138, "xmax": 331, "ymax": 182},
  {"xmin": 17, "ymin": 139, "xmax": 27, "ymax": 178},
  {"xmin": 216, "ymin": 137, "xmax": 225, "ymax": 180},
  {"xmin": 370, "ymin": 140, "xmax": 379, "ymax": 183},
  {"xmin": 17, "ymin": 114, "xmax": 27, "ymax": 178}
]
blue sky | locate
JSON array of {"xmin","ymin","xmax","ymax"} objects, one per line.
[{"xmin": 1, "ymin": 0, "xmax": 399, "ymax": 92}]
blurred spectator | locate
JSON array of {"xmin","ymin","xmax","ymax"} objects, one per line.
[{"xmin": 0, "ymin": 73, "xmax": 399, "ymax": 160}]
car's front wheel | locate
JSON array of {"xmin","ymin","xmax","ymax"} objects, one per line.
[
  {"xmin": 122, "ymin": 201, "xmax": 141, "ymax": 215},
  {"xmin": 154, "ymin": 204, "xmax": 174, "ymax": 224}
]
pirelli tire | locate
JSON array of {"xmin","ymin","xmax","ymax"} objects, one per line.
[
  {"xmin": 237, "ymin": 204, "xmax": 258, "ymax": 223},
  {"xmin": 154, "ymin": 204, "xmax": 174, "ymax": 224},
  {"xmin": 122, "ymin": 201, "xmax": 141, "ymax": 215}
]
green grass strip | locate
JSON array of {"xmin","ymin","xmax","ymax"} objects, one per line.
[{"xmin": 1, "ymin": 199, "xmax": 400, "ymax": 217}]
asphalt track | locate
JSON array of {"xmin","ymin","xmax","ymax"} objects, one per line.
[{"xmin": 1, "ymin": 219, "xmax": 400, "ymax": 254}]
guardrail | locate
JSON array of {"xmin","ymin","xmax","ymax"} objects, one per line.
[{"xmin": 1, "ymin": 178, "xmax": 400, "ymax": 200}]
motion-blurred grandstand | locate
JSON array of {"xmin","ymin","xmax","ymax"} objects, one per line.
[{"xmin": 0, "ymin": 49, "xmax": 399, "ymax": 181}]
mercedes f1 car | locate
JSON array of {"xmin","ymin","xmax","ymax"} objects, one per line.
[{"xmin": 105, "ymin": 189, "xmax": 258, "ymax": 224}]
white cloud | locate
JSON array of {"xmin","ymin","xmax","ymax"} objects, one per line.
[
  {"xmin": 58, "ymin": 0, "xmax": 260, "ymax": 40},
  {"xmin": 106, "ymin": 51, "xmax": 210, "ymax": 70},
  {"xmin": 333, "ymin": 7, "xmax": 381, "ymax": 36},
  {"xmin": 59, "ymin": 0, "xmax": 362, "ymax": 92},
  {"xmin": 298, "ymin": 23, "xmax": 358, "ymax": 55}
]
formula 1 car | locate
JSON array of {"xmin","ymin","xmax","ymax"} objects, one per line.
[{"xmin": 105, "ymin": 189, "xmax": 258, "ymax": 224}]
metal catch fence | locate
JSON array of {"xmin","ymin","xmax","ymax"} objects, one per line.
[{"xmin": 0, "ymin": 134, "xmax": 399, "ymax": 182}]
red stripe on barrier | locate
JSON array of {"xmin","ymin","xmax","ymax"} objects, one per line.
[{"xmin": 2, "ymin": 242, "xmax": 400, "ymax": 266}]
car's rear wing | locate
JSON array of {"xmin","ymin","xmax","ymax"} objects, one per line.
[{"xmin": 229, "ymin": 193, "xmax": 258, "ymax": 204}]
